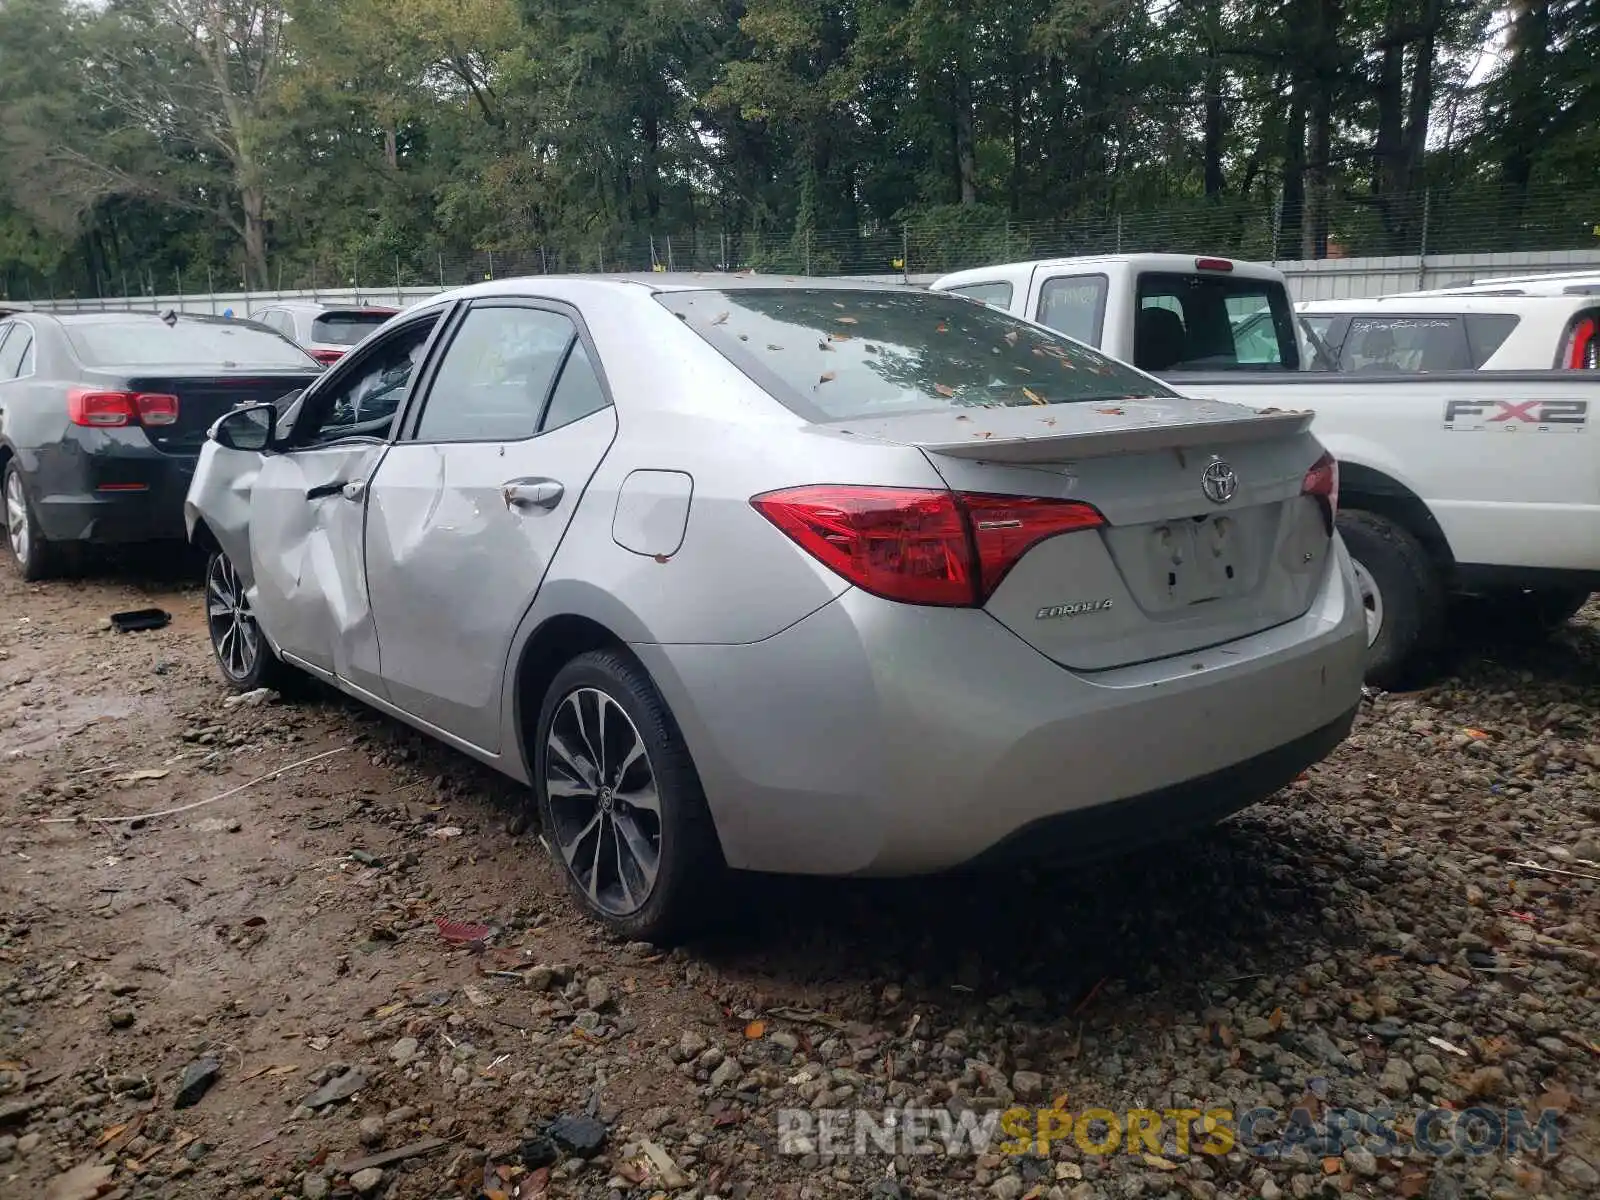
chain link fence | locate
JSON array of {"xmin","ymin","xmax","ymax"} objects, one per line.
[{"xmin": 7, "ymin": 180, "xmax": 1597, "ymax": 306}]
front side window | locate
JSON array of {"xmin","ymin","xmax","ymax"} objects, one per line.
[
  {"xmin": 413, "ymin": 306, "xmax": 578, "ymax": 442},
  {"xmin": 657, "ymin": 287, "xmax": 1174, "ymax": 422},
  {"xmin": 1339, "ymin": 316, "xmax": 1470, "ymax": 373},
  {"xmin": 296, "ymin": 316, "xmax": 440, "ymax": 444},
  {"xmin": 1035, "ymin": 275, "xmax": 1108, "ymax": 346}
]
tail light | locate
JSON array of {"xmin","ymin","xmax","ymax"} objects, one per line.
[
  {"xmin": 67, "ymin": 389, "xmax": 181, "ymax": 428},
  {"xmin": 310, "ymin": 348, "xmax": 344, "ymax": 365},
  {"xmin": 1195, "ymin": 257, "xmax": 1234, "ymax": 272},
  {"xmin": 1302, "ymin": 451, "xmax": 1338, "ymax": 534},
  {"xmin": 1561, "ymin": 316, "xmax": 1597, "ymax": 369},
  {"xmin": 750, "ymin": 484, "xmax": 1105, "ymax": 607}
]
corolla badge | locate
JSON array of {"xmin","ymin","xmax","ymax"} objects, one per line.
[
  {"xmin": 1036, "ymin": 598, "xmax": 1114, "ymax": 620},
  {"xmin": 1201, "ymin": 459, "xmax": 1238, "ymax": 504}
]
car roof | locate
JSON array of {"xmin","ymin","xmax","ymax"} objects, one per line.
[
  {"xmin": 1298, "ymin": 295, "xmax": 1596, "ymax": 314},
  {"xmin": 260, "ymin": 301, "xmax": 400, "ymax": 314},
  {"xmin": 932, "ymin": 253, "xmax": 1287, "ymax": 289},
  {"xmin": 408, "ymin": 273, "xmax": 933, "ymax": 312}
]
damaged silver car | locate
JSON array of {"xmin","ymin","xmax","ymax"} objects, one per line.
[{"xmin": 186, "ymin": 276, "xmax": 1367, "ymax": 940}]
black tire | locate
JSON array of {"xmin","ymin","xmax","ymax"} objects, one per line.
[
  {"xmin": 1337, "ymin": 508, "xmax": 1445, "ymax": 690},
  {"xmin": 204, "ymin": 549, "xmax": 305, "ymax": 694},
  {"xmin": 3, "ymin": 461, "xmax": 63, "ymax": 582},
  {"xmin": 534, "ymin": 649, "xmax": 722, "ymax": 942}
]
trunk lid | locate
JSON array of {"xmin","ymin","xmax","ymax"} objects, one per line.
[
  {"xmin": 829, "ymin": 402, "xmax": 1332, "ymax": 671},
  {"xmin": 122, "ymin": 371, "xmax": 319, "ymax": 454}
]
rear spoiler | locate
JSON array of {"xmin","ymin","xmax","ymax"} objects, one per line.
[{"xmin": 830, "ymin": 400, "xmax": 1313, "ymax": 464}]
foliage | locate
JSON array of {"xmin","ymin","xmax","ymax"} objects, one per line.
[{"xmin": 0, "ymin": 0, "xmax": 1596, "ymax": 297}]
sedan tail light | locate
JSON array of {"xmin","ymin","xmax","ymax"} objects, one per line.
[
  {"xmin": 1302, "ymin": 451, "xmax": 1338, "ymax": 533},
  {"xmin": 751, "ymin": 484, "xmax": 1105, "ymax": 606},
  {"xmin": 67, "ymin": 388, "xmax": 180, "ymax": 428}
]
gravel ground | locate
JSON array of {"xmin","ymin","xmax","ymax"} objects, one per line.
[{"xmin": 1, "ymin": 563, "xmax": 1596, "ymax": 1200}]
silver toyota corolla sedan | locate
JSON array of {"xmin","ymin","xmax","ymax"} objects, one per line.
[{"xmin": 185, "ymin": 275, "xmax": 1367, "ymax": 939}]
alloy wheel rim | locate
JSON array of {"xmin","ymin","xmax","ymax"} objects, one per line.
[
  {"xmin": 206, "ymin": 554, "xmax": 261, "ymax": 681},
  {"xmin": 1352, "ymin": 558, "xmax": 1384, "ymax": 647},
  {"xmin": 5, "ymin": 472, "xmax": 29, "ymax": 567},
  {"xmin": 545, "ymin": 687, "xmax": 661, "ymax": 916}
]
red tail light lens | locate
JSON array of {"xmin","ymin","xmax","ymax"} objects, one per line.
[
  {"xmin": 67, "ymin": 388, "xmax": 138, "ymax": 427},
  {"xmin": 67, "ymin": 388, "xmax": 180, "ymax": 428},
  {"xmin": 1564, "ymin": 317, "xmax": 1597, "ymax": 369},
  {"xmin": 311, "ymin": 348, "xmax": 344, "ymax": 365},
  {"xmin": 1195, "ymin": 257, "xmax": 1235, "ymax": 272},
  {"xmin": 135, "ymin": 393, "xmax": 180, "ymax": 426},
  {"xmin": 1302, "ymin": 451, "xmax": 1338, "ymax": 533},
  {"xmin": 751, "ymin": 485, "xmax": 1105, "ymax": 606}
]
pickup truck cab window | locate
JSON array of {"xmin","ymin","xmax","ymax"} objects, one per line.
[
  {"xmin": 1135, "ymin": 272, "xmax": 1298, "ymax": 372},
  {"xmin": 1035, "ymin": 274, "xmax": 1108, "ymax": 346}
]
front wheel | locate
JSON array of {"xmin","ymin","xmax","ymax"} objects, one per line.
[
  {"xmin": 204, "ymin": 550, "xmax": 303, "ymax": 693},
  {"xmin": 534, "ymin": 650, "xmax": 721, "ymax": 942},
  {"xmin": 1337, "ymin": 509, "xmax": 1445, "ymax": 690}
]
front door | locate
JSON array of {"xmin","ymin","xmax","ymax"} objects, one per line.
[
  {"xmin": 364, "ymin": 299, "xmax": 617, "ymax": 752},
  {"xmin": 248, "ymin": 312, "xmax": 444, "ymax": 688}
]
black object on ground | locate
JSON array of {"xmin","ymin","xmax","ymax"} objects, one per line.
[
  {"xmin": 173, "ymin": 1057, "xmax": 220, "ymax": 1108},
  {"xmin": 546, "ymin": 1112, "xmax": 607, "ymax": 1158},
  {"xmin": 111, "ymin": 608, "xmax": 172, "ymax": 633}
]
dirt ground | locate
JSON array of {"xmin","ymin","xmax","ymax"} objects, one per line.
[{"xmin": 1, "ymin": 561, "xmax": 1596, "ymax": 1200}]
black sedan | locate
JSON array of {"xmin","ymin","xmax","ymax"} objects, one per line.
[{"xmin": 0, "ymin": 311, "xmax": 322, "ymax": 579}]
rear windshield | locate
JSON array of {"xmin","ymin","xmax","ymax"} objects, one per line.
[
  {"xmin": 65, "ymin": 320, "xmax": 317, "ymax": 368},
  {"xmin": 655, "ymin": 288, "xmax": 1175, "ymax": 421},
  {"xmin": 1135, "ymin": 272, "xmax": 1301, "ymax": 371},
  {"xmin": 312, "ymin": 311, "xmax": 392, "ymax": 346}
]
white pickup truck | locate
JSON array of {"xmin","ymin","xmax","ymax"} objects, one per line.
[{"xmin": 930, "ymin": 254, "xmax": 1600, "ymax": 686}]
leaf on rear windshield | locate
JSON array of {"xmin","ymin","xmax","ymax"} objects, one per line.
[
  {"xmin": 934, "ymin": 383, "xmax": 956, "ymax": 397},
  {"xmin": 864, "ymin": 343, "xmax": 879, "ymax": 354},
  {"xmin": 935, "ymin": 322, "xmax": 949, "ymax": 333},
  {"xmin": 818, "ymin": 370, "xmax": 836, "ymax": 384},
  {"xmin": 1004, "ymin": 331, "xmax": 1019, "ymax": 345},
  {"xmin": 828, "ymin": 332, "xmax": 852, "ymax": 341},
  {"xmin": 1022, "ymin": 387, "xmax": 1045, "ymax": 405},
  {"xmin": 712, "ymin": 311, "xmax": 729, "ymax": 325},
  {"xmin": 835, "ymin": 316, "xmax": 858, "ymax": 325},
  {"xmin": 832, "ymin": 301, "xmax": 846, "ymax": 309},
  {"xmin": 818, "ymin": 340, "xmax": 835, "ymax": 351}
]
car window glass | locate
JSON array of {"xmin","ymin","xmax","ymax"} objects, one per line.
[
  {"xmin": 298, "ymin": 316, "xmax": 439, "ymax": 445},
  {"xmin": 1134, "ymin": 273, "xmax": 1296, "ymax": 370},
  {"xmin": 657, "ymin": 288, "xmax": 1176, "ymax": 421},
  {"xmin": 414, "ymin": 306, "xmax": 574, "ymax": 442},
  {"xmin": 14, "ymin": 332, "xmax": 33, "ymax": 377},
  {"xmin": 1340, "ymin": 317, "xmax": 1469, "ymax": 373},
  {"xmin": 1463, "ymin": 314, "xmax": 1519, "ymax": 367},
  {"xmin": 541, "ymin": 339, "xmax": 610, "ymax": 432},
  {"xmin": 65, "ymin": 319, "xmax": 315, "ymax": 367},
  {"xmin": 947, "ymin": 281, "xmax": 1013, "ymax": 308},
  {"xmin": 312, "ymin": 311, "xmax": 392, "ymax": 346},
  {"xmin": 1035, "ymin": 275, "xmax": 1107, "ymax": 345},
  {"xmin": 0, "ymin": 325, "xmax": 29, "ymax": 379}
]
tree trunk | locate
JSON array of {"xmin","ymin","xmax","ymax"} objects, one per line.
[
  {"xmin": 1009, "ymin": 63, "xmax": 1024, "ymax": 215},
  {"xmin": 954, "ymin": 70, "xmax": 978, "ymax": 206},
  {"xmin": 1281, "ymin": 81, "xmax": 1307, "ymax": 258},
  {"xmin": 1501, "ymin": 0, "xmax": 1551, "ymax": 195},
  {"xmin": 384, "ymin": 127, "xmax": 398, "ymax": 171},
  {"xmin": 241, "ymin": 186, "xmax": 268, "ymax": 289},
  {"xmin": 1202, "ymin": 35, "xmax": 1226, "ymax": 197}
]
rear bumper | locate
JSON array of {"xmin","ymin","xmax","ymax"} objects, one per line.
[
  {"xmin": 633, "ymin": 539, "xmax": 1367, "ymax": 877},
  {"xmin": 31, "ymin": 441, "xmax": 196, "ymax": 545}
]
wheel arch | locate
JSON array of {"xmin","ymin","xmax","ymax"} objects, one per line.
[{"xmin": 1338, "ymin": 461, "xmax": 1455, "ymax": 570}]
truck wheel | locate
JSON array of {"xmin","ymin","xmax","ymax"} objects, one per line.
[{"xmin": 1337, "ymin": 509, "xmax": 1444, "ymax": 690}]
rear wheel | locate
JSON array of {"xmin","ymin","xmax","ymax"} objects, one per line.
[
  {"xmin": 1337, "ymin": 509, "xmax": 1445, "ymax": 690},
  {"xmin": 4, "ymin": 462, "xmax": 61, "ymax": 582},
  {"xmin": 534, "ymin": 650, "xmax": 721, "ymax": 942},
  {"xmin": 205, "ymin": 550, "xmax": 303, "ymax": 693}
]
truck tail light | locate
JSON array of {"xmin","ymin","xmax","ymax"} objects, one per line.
[{"xmin": 1562, "ymin": 316, "xmax": 1597, "ymax": 369}]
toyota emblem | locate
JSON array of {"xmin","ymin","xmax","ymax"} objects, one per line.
[{"xmin": 1201, "ymin": 460, "xmax": 1238, "ymax": 504}]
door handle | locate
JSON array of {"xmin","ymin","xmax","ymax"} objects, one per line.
[
  {"xmin": 305, "ymin": 480, "xmax": 345, "ymax": 501},
  {"xmin": 341, "ymin": 479, "xmax": 367, "ymax": 502},
  {"xmin": 503, "ymin": 478, "xmax": 564, "ymax": 511}
]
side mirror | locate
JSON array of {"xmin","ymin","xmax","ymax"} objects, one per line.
[{"xmin": 210, "ymin": 403, "xmax": 278, "ymax": 452}]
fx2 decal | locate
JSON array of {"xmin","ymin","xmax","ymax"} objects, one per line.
[{"xmin": 1443, "ymin": 398, "xmax": 1589, "ymax": 433}]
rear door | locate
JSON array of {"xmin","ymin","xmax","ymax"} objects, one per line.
[
  {"xmin": 364, "ymin": 298, "xmax": 617, "ymax": 752},
  {"xmin": 246, "ymin": 311, "xmax": 445, "ymax": 688}
]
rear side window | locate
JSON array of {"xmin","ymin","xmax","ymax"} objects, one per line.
[
  {"xmin": 1463, "ymin": 314, "xmax": 1520, "ymax": 368},
  {"xmin": 1134, "ymin": 273, "xmax": 1299, "ymax": 371},
  {"xmin": 1339, "ymin": 317, "xmax": 1470, "ymax": 373},
  {"xmin": 65, "ymin": 320, "xmax": 316, "ymax": 368},
  {"xmin": 0, "ymin": 324, "xmax": 27, "ymax": 379},
  {"xmin": 540, "ymin": 339, "xmax": 610, "ymax": 432},
  {"xmin": 656, "ymin": 288, "xmax": 1175, "ymax": 421},
  {"xmin": 1035, "ymin": 275, "xmax": 1108, "ymax": 346},
  {"xmin": 312, "ymin": 311, "xmax": 393, "ymax": 346},
  {"xmin": 945, "ymin": 281, "xmax": 1013, "ymax": 308},
  {"xmin": 414, "ymin": 306, "xmax": 575, "ymax": 442}
]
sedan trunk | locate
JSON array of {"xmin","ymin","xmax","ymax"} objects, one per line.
[{"xmin": 124, "ymin": 371, "xmax": 320, "ymax": 454}]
